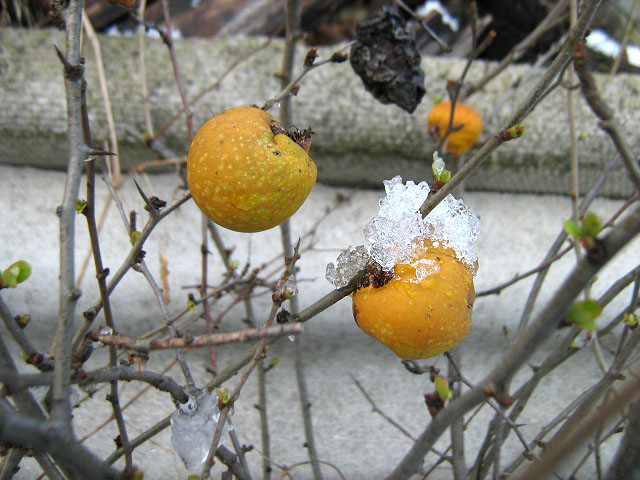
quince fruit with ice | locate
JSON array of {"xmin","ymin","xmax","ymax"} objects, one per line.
[
  {"xmin": 352, "ymin": 239, "xmax": 475, "ymax": 360},
  {"xmin": 187, "ymin": 106, "xmax": 317, "ymax": 233},
  {"xmin": 427, "ymin": 101, "xmax": 483, "ymax": 156}
]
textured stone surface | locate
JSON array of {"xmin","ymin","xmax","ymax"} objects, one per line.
[{"xmin": 1, "ymin": 27, "xmax": 639, "ymax": 196}]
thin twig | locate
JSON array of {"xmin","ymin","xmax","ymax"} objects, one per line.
[
  {"xmin": 515, "ymin": 333, "xmax": 640, "ymax": 480},
  {"xmin": 0, "ymin": 405, "xmax": 119, "ymax": 480},
  {"xmin": 159, "ymin": 0, "xmax": 192, "ymax": 141},
  {"xmin": 150, "ymin": 36, "xmax": 273, "ymax": 143},
  {"xmin": 0, "ymin": 295, "xmax": 54, "ymax": 371},
  {"xmin": 84, "ymin": 148, "xmax": 132, "ymax": 467},
  {"xmin": 395, "ymin": 0, "xmax": 450, "ymax": 52},
  {"xmin": 573, "ymin": 43, "xmax": 640, "ymax": 192},
  {"xmin": 0, "ymin": 366, "xmax": 188, "ymax": 404},
  {"xmin": 133, "ymin": 260, "xmax": 196, "ymax": 389},
  {"xmin": 261, "ymin": 43, "xmax": 352, "ymax": 113},
  {"xmin": 243, "ymin": 297, "xmax": 271, "ymax": 480},
  {"xmin": 517, "ymin": 151, "xmax": 622, "ymax": 332},
  {"xmin": 609, "ymin": 0, "xmax": 640, "ymax": 75},
  {"xmin": 446, "ymin": 350, "xmax": 466, "ymax": 480},
  {"xmin": 350, "ymin": 374, "xmax": 416, "ymax": 441},
  {"xmin": 477, "ymin": 246, "xmax": 572, "ymax": 297}
]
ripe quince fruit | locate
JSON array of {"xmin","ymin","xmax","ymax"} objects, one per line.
[
  {"xmin": 352, "ymin": 240, "xmax": 475, "ymax": 360},
  {"xmin": 427, "ymin": 101, "xmax": 483, "ymax": 156},
  {"xmin": 187, "ymin": 106, "xmax": 317, "ymax": 233}
]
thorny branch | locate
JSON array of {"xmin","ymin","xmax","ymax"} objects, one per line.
[{"xmin": 51, "ymin": 0, "xmax": 85, "ymax": 438}]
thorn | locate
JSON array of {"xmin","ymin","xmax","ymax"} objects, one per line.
[{"xmin": 133, "ymin": 178, "xmax": 157, "ymax": 216}]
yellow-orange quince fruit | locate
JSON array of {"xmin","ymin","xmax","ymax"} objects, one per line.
[
  {"xmin": 187, "ymin": 106, "xmax": 317, "ymax": 233},
  {"xmin": 352, "ymin": 240, "xmax": 475, "ymax": 360},
  {"xmin": 427, "ymin": 101, "xmax": 483, "ymax": 156}
]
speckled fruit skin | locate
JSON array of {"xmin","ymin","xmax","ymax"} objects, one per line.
[
  {"xmin": 187, "ymin": 106, "xmax": 317, "ymax": 233},
  {"xmin": 427, "ymin": 101, "xmax": 483, "ymax": 156},
  {"xmin": 352, "ymin": 240, "xmax": 475, "ymax": 360}
]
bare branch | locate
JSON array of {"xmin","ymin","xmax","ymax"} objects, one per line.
[{"xmin": 87, "ymin": 323, "xmax": 303, "ymax": 352}]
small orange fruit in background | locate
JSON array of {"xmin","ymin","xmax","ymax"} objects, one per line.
[
  {"xmin": 187, "ymin": 106, "xmax": 317, "ymax": 233},
  {"xmin": 427, "ymin": 101, "xmax": 483, "ymax": 156},
  {"xmin": 352, "ymin": 239, "xmax": 475, "ymax": 360}
]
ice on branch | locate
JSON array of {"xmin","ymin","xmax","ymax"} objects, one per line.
[
  {"xmin": 326, "ymin": 175, "xmax": 479, "ymax": 287},
  {"xmin": 170, "ymin": 390, "xmax": 231, "ymax": 470},
  {"xmin": 326, "ymin": 245, "xmax": 372, "ymax": 288}
]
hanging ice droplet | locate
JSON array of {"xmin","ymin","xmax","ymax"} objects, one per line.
[
  {"xmin": 99, "ymin": 326, "xmax": 113, "ymax": 336},
  {"xmin": 170, "ymin": 390, "xmax": 231, "ymax": 470}
]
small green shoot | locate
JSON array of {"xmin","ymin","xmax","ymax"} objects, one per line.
[
  {"xmin": 0, "ymin": 261, "xmax": 31, "ymax": 289},
  {"xmin": 565, "ymin": 300, "xmax": 602, "ymax": 330},
  {"xmin": 434, "ymin": 376, "xmax": 452, "ymax": 403}
]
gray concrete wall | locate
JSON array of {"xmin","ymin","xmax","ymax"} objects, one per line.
[{"xmin": 1, "ymin": 27, "xmax": 639, "ymax": 197}]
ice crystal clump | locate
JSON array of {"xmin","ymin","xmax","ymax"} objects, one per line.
[
  {"xmin": 326, "ymin": 245, "xmax": 372, "ymax": 288},
  {"xmin": 363, "ymin": 176, "xmax": 431, "ymax": 271},
  {"xmin": 325, "ymin": 175, "xmax": 479, "ymax": 287},
  {"xmin": 364, "ymin": 175, "xmax": 479, "ymax": 278},
  {"xmin": 170, "ymin": 391, "xmax": 230, "ymax": 470}
]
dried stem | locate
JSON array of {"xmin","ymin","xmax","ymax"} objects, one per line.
[
  {"xmin": 137, "ymin": 0, "xmax": 155, "ymax": 137},
  {"xmin": 150, "ymin": 36, "xmax": 273, "ymax": 143}
]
